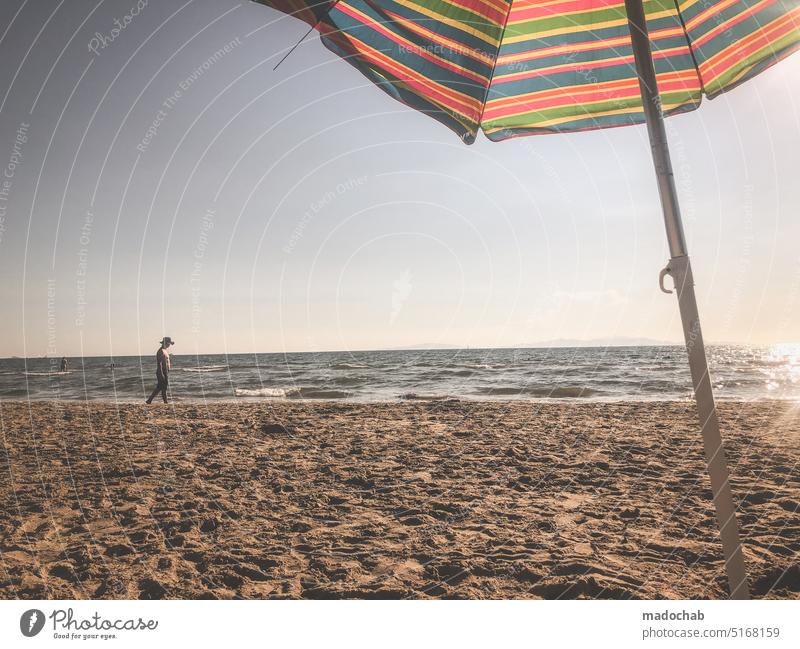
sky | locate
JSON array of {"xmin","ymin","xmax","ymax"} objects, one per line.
[{"xmin": 0, "ymin": 0, "xmax": 798, "ymax": 358}]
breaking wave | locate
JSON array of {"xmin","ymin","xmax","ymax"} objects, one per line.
[
  {"xmin": 180, "ymin": 365, "xmax": 228, "ymax": 373},
  {"xmin": 398, "ymin": 393, "xmax": 457, "ymax": 401},
  {"xmin": 474, "ymin": 385, "xmax": 601, "ymax": 398},
  {"xmin": 234, "ymin": 386, "xmax": 351, "ymax": 399},
  {"xmin": 235, "ymin": 387, "xmax": 297, "ymax": 398}
]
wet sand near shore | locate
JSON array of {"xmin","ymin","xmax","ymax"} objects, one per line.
[{"xmin": 1, "ymin": 400, "xmax": 798, "ymax": 599}]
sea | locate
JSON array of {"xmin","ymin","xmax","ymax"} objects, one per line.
[{"xmin": 1, "ymin": 345, "xmax": 799, "ymax": 402}]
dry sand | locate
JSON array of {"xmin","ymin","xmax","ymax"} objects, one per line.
[{"xmin": 1, "ymin": 399, "xmax": 798, "ymax": 599}]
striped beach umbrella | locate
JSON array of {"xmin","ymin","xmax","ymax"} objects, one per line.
[{"xmin": 255, "ymin": 0, "xmax": 800, "ymax": 598}]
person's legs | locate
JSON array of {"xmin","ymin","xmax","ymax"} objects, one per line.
[
  {"xmin": 146, "ymin": 385, "xmax": 160, "ymax": 404},
  {"xmin": 147, "ymin": 370, "xmax": 169, "ymax": 404}
]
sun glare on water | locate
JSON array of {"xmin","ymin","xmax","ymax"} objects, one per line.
[{"xmin": 765, "ymin": 343, "xmax": 800, "ymax": 396}]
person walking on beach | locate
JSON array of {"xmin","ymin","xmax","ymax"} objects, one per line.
[
  {"xmin": 59, "ymin": 357, "xmax": 68, "ymax": 372},
  {"xmin": 146, "ymin": 337, "xmax": 174, "ymax": 404}
]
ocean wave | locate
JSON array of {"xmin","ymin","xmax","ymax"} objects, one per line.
[
  {"xmin": 330, "ymin": 375, "xmax": 368, "ymax": 386},
  {"xmin": 110, "ymin": 376, "xmax": 146, "ymax": 387},
  {"xmin": 0, "ymin": 387, "xmax": 35, "ymax": 397},
  {"xmin": 235, "ymin": 387, "xmax": 297, "ymax": 398},
  {"xmin": 235, "ymin": 386, "xmax": 350, "ymax": 399},
  {"xmin": 295, "ymin": 389, "xmax": 351, "ymax": 399},
  {"xmin": 531, "ymin": 386, "xmax": 601, "ymax": 398},
  {"xmin": 330, "ymin": 362, "xmax": 370, "ymax": 370},
  {"xmin": 398, "ymin": 392, "xmax": 457, "ymax": 401},
  {"xmin": 474, "ymin": 386, "xmax": 525, "ymax": 396},
  {"xmin": 474, "ymin": 385, "xmax": 600, "ymax": 398},
  {"xmin": 180, "ymin": 365, "xmax": 228, "ymax": 373},
  {"xmin": 411, "ymin": 364, "xmax": 502, "ymax": 378}
]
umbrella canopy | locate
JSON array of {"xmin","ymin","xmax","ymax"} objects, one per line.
[{"xmin": 258, "ymin": 0, "xmax": 799, "ymax": 142}]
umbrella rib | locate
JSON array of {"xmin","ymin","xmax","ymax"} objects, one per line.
[
  {"xmin": 670, "ymin": 0, "xmax": 706, "ymax": 95},
  {"xmin": 476, "ymin": 2, "xmax": 515, "ymax": 133},
  {"xmin": 272, "ymin": 0, "xmax": 343, "ymax": 71}
]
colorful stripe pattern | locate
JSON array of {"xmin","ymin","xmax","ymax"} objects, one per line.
[
  {"xmin": 483, "ymin": 0, "xmax": 703, "ymax": 139},
  {"xmin": 256, "ymin": 0, "xmax": 800, "ymax": 142},
  {"xmin": 679, "ymin": 0, "xmax": 800, "ymax": 97}
]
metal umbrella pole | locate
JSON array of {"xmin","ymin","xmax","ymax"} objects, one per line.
[{"xmin": 624, "ymin": 0, "xmax": 749, "ymax": 599}]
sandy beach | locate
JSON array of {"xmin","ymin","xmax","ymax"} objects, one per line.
[{"xmin": 1, "ymin": 399, "xmax": 797, "ymax": 600}]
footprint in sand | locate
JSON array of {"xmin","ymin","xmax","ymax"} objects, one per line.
[{"xmin": 138, "ymin": 578, "xmax": 167, "ymax": 599}]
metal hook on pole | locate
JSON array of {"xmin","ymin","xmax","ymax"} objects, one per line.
[{"xmin": 658, "ymin": 265, "xmax": 673, "ymax": 294}]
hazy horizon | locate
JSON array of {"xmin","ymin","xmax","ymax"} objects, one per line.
[
  {"xmin": 10, "ymin": 338, "xmax": 800, "ymax": 361},
  {"xmin": 1, "ymin": 0, "xmax": 799, "ymax": 358}
]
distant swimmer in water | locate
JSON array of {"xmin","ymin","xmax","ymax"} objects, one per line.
[
  {"xmin": 59, "ymin": 357, "xmax": 68, "ymax": 372},
  {"xmin": 146, "ymin": 337, "xmax": 174, "ymax": 404}
]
